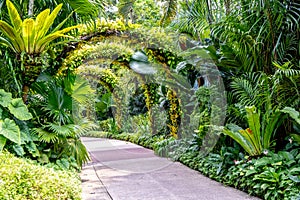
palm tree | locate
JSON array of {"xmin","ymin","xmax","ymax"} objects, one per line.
[
  {"xmin": 31, "ymin": 74, "xmax": 97, "ymax": 167},
  {"xmin": 0, "ymin": 0, "xmax": 78, "ymax": 102}
]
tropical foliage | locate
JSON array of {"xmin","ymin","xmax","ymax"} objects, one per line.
[
  {"xmin": 0, "ymin": 0, "xmax": 299, "ymax": 199},
  {"xmin": 0, "ymin": 89, "xmax": 32, "ymax": 151},
  {"xmin": 0, "ymin": 0, "xmax": 78, "ymax": 102}
]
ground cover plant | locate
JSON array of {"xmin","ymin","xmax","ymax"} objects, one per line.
[{"xmin": 0, "ymin": 151, "xmax": 81, "ymax": 200}]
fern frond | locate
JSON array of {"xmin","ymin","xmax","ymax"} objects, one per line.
[
  {"xmin": 32, "ymin": 128, "xmax": 58, "ymax": 143},
  {"xmin": 230, "ymin": 77, "xmax": 258, "ymax": 106},
  {"xmin": 46, "ymin": 123, "xmax": 75, "ymax": 137}
]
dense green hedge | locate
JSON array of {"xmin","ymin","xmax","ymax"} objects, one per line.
[{"xmin": 0, "ymin": 152, "xmax": 81, "ymax": 200}]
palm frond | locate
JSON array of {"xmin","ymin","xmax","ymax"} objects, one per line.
[
  {"xmin": 46, "ymin": 123, "xmax": 75, "ymax": 137},
  {"xmin": 64, "ymin": 138, "xmax": 90, "ymax": 167},
  {"xmin": 73, "ymin": 119, "xmax": 99, "ymax": 137},
  {"xmin": 32, "ymin": 127, "xmax": 58, "ymax": 143},
  {"xmin": 43, "ymin": 82, "xmax": 73, "ymax": 125},
  {"xmin": 171, "ymin": 0, "xmax": 209, "ymax": 39}
]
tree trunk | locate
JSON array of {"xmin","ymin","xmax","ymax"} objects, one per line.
[
  {"xmin": 28, "ymin": 0, "xmax": 34, "ymax": 17},
  {"xmin": 22, "ymin": 85, "xmax": 30, "ymax": 104}
]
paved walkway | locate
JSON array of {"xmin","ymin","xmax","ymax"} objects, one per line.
[{"xmin": 80, "ymin": 137, "xmax": 259, "ymax": 200}]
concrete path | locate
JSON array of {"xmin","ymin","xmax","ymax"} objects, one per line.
[{"xmin": 80, "ymin": 137, "xmax": 259, "ymax": 200}]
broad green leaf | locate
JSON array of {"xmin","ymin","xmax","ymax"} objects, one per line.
[
  {"xmin": 12, "ymin": 144, "xmax": 25, "ymax": 156},
  {"xmin": 22, "ymin": 19, "xmax": 35, "ymax": 53},
  {"xmin": 35, "ymin": 32, "xmax": 65, "ymax": 52},
  {"xmin": 38, "ymin": 153, "xmax": 49, "ymax": 164},
  {"xmin": 0, "ymin": 89, "xmax": 12, "ymax": 107},
  {"xmin": 6, "ymin": 0, "xmax": 22, "ymax": 33},
  {"xmin": 245, "ymin": 106, "xmax": 261, "ymax": 149},
  {"xmin": 0, "ymin": 135, "xmax": 6, "ymax": 151},
  {"xmin": 290, "ymin": 167, "xmax": 300, "ymax": 174},
  {"xmin": 254, "ymin": 157, "xmax": 273, "ymax": 167},
  {"xmin": 0, "ymin": 21, "xmax": 22, "ymax": 52},
  {"xmin": 8, "ymin": 98, "xmax": 32, "ymax": 120},
  {"xmin": 0, "ymin": 118, "xmax": 20, "ymax": 144},
  {"xmin": 179, "ymin": 46, "xmax": 212, "ymax": 59},
  {"xmin": 260, "ymin": 183, "xmax": 269, "ymax": 191},
  {"xmin": 282, "ymin": 107, "xmax": 300, "ymax": 125},
  {"xmin": 278, "ymin": 151, "xmax": 294, "ymax": 160},
  {"xmin": 56, "ymin": 158, "xmax": 70, "ymax": 170},
  {"xmin": 41, "ymin": 3, "xmax": 63, "ymax": 38},
  {"xmin": 223, "ymin": 124, "xmax": 258, "ymax": 156},
  {"xmin": 34, "ymin": 9, "xmax": 50, "ymax": 38}
]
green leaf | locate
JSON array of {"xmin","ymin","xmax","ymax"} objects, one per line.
[
  {"xmin": 223, "ymin": 124, "xmax": 259, "ymax": 156},
  {"xmin": 0, "ymin": 89, "xmax": 12, "ymax": 107},
  {"xmin": 22, "ymin": 18, "xmax": 35, "ymax": 53},
  {"xmin": 254, "ymin": 157, "xmax": 273, "ymax": 167},
  {"xmin": 261, "ymin": 183, "xmax": 269, "ymax": 190},
  {"xmin": 245, "ymin": 106, "xmax": 262, "ymax": 150},
  {"xmin": 282, "ymin": 107, "xmax": 300, "ymax": 125},
  {"xmin": 0, "ymin": 135, "xmax": 7, "ymax": 151},
  {"xmin": 32, "ymin": 128, "xmax": 58, "ymax": 143},
  {"xmin": 25, "ymin": 141, "xmax": 40, "ymax": 157},
  {"xmin": 245, "ymin": 169, "xmax": 257, "ymax": 177},
  {"xmin": 289, "ymin": 175, "xmax": 300, "ymax": 183},
  {"xmin": 8, "ymin": 98, "xmax": 33, "ymax": 120},
  {"xmin": 290, "ymin": 167, "xmax": 300, "ymax": 174},
  {"xmin": 12, "ymin": 144, "xmax": 25, "ymax": 156},
  {"xmin": 56, "ymin": 158, "xmax": 70, "ymax": 170},
  {"xmin": 70, "ymin": 77, "xmax": 95, "ymax": 104},
  {"xmin": 0, "ymin": 118, "xmax": 20, "ymax": 144},
  {"xmin": 6, "ymin": 0, "xmax": 22, "ymax": 33}
]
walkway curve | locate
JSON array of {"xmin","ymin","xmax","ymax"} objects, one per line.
[{"xmin": 80, "ymin": 137, "xmax": 260, "ymax": 200}]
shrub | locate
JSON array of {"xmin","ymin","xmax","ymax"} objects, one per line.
[{"xmin": 0, "ymin": 151, "xmax": 81, "ymax": 200}]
